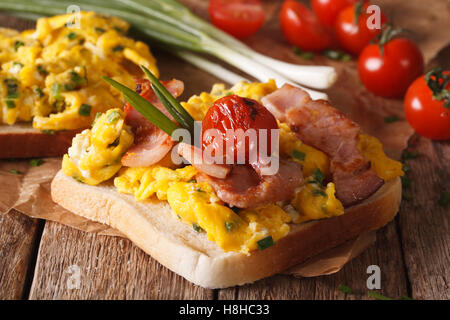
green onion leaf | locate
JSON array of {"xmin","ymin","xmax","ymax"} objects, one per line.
[
  {"xmin": 42, "ymin": 129, "xmax": 55, "ymax": 135},
  {"xmin": 67, "ymin": 32, "xmax": 77, "ymax": 39},
  {"xmin": 14, "ymin": 40, "xmax": 24, "ymax": 51},
  {"xmin": 51, "ymin": 83, "xmax": 64, "ymax": 101},
  {"xmin": 257, "ymin": 236, "xmax": 275, "ymax": 250},
  {"xmin": 312, "ymin": 189, "xmax": 327, "ymax": 197},
  {"xmin": 291, "ymin": 150, "xmax": 306, "ymax": 161},
  {"xmin": 95, "ymin": 27, "xmax": 105, "ymax": 33},
  {"xmin": 141, "ymin": 65, "xmax": 194, "ymax": 134},
  {"xmin": 79, "ymin": 104, "xmax": 92, "ymax": 117},
  {"xmin": 107, "ymin": 110, "xmax": 120, "ymax": 123},
  {"xmin": 29, "ymin": 159, "xmax": 43, "ymax": 167},
  {"xmin": 5, "ymin": 100, "xmax": 15, "ymax": 109},
  {"xmin": 112, "ymin": 45, "xmax": 124, "ymax": 52},
  {"xmin": 9, "ymin": 169, "xmax": 21, "ymax": 175},
  {"xmin": 102, "ymin": 76, "xmax": 179, "ymax": 136},
  {"xmin": 34, "ymin": 87, "xmax": 44, "ymax": 98},
  {"xmin": 37, "ymin": 65, "xmax": 48, "ymax": 76},
  {"xmin": 192, "ymin": 223, "xmax": 203, "ymax": 233},
  {"xmin": 313, "ymin": 168, "xmax": 325, "ymax": 185}
]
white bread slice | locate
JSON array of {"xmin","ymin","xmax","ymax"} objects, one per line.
[
  {"xmin": 0, "ymin": 124, "xmax": 79, "ymax": 159},
  {"xmin": 51, "ymin": 170, "xmax": 402, "ymax": 288}
]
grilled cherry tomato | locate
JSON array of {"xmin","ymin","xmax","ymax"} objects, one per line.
[
  {"xmin": 202, "ymin": 95, "xmax": 278, "ymax": 164},
  {"xmin": 280, "ymin": 0, "xmax": 333, "ymax": 51},
  {"xmin": 208, "ymin": 0, "xmax": 265, "ymax": 39},
  {"xmin": 404, "ymin": 69, "xmax": 450, "ymax": 140},
  {"xmin": 311, "ymin": 0, "xmax": 359, "ymax": 28},
  {"xmin": 358, "ymin": 33, "xmax": 424, "ymax": 98},
  {"xmin": 335, "ymin": 2, "xmax": 388, "ymax": 55}
]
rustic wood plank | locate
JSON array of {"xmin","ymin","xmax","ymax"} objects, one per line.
[
  {"xmin": 29, "ymin": 221, "xmax": 213, "ymax": 300},
  {"xmin": 0, "ymin": 210, "xmax": 42, "ymax": 300},
  {"xmin": 218, "ymin": 222, "xmax": 409, "ymax": 300},
  {"xmin": 397, "ymin": 137, "xmax": 450, "ymax": 300}
]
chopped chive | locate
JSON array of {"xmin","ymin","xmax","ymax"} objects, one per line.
[
  {"xmin": 225, "ymin": 221, "xmax": 234, "ymax": 232},
  {"xmin": 51, "ymin": 83, "xmax": 64, "ymax": 101},
  {"xmin": 4, "ymin": 78, "xmax": 19, "ymax": 99},
  {"xmin": 42, "ymin": 129, "xmax": 55, "ymax": 135},
  {"xmin": 13, "ymin": 61, "xmax": 23, "ymax": 67},
  {"xmin": 291, "ymin": 150, "xmax": 306, "ymax": 161},
  {"xmin": 177, "ymin": 214, "xmax": 181, "ymax": 219},
  {"xmin": 313, "ymin": 168, "xmax": 325, "ymax": 185},
  {"xmin": 113, "ymin": 26, "xmax": 124, "ymax": 33},
  {"xmin": 94, "ymin": 27, "xmax": 105, "ymax": 33},
  {"xmin": 402, "ymin": 150, "xmax": 418, "ymax": 161},
  {"xmin": 34, "ymin": 87, "xmax": 44, "ymax": 98},
  {"xmin": 112, "ymin": 45, "xmax": 124, "ymax": 52},
  {"xmin": 29, "ymin": 159, "xmax": 43, "ymax": 167},
  {"xmin": 292, "ymin": 47, "xmax": 314, "ymax": 60},
  {"xmin": 9, "ymin": 169, "xmax": 21, "ymax": 174},
  {"xmin": 231, "ymin": 206, "xmax": 241, "ymax": 214},
  {"xmin": 67, "ymin": 32, "xmax": 77, "ymax": 39},
  {"xmin": 312, "ymin": 189, "xmax": 327, "ymax": 197},
  {"xmin": 37, "ymin": 65, "xmax": 48, "ymax": 76},
  {"xmin": 384, "ymin": 115, "xmax": 399, "ymax": 123},
  {"xmin": 187, "ymin": 179, "xmax": 196, "ymax": 183},
  {"xmin": 79, "ymin": 104, "xmax": 92, "ymax": 117},
  {"xmin": 192, "ymin": 223, "xmax": 203, "ymax": 233},
  {"xmin": 195, "ymin": 187, "xmax": 204, "ymax": 192},
  {"xmin": 368, "ymin": 291, "xmax": 392, "ymax": 300},
  {"xmin": 14, "ymin": 40, "xmax": 24, "ymax": 51},
  {"xmin": 338, "ymin": 284, "xmax": 353, "ymax": 294},
  {"xmin": 257, "ymin": 236, "xmax": 275, "ymax": 250},
  {"xmin": 6, "ymin": 100, "xmax": 15, "ymax": 109},
  {"xmin": 107, "ymin": 110, "xmax": 120, "ymax": 123},
  {"xmin": 438, "ymin": 191, "xmax": 450, "ymax": 207}
]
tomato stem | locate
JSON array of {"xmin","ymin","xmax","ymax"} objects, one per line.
[{"xmin": 425, "ymin": 66, "xmax": 449, "ymax": 108}]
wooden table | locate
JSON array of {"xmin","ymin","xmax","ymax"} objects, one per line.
[{"xmin": 0, "ymin": 1, "xmax": 449, "ymax": 300}]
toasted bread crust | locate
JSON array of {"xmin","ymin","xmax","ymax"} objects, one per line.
[
  {"xmin": 51, "ymin": 171, "xmax": 401, "ymax": 288},
  {"xmin": 0, "ymin": 124, "xmax": 78, "ymax": 159}
]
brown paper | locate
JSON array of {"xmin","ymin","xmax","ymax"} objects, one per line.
[{"xmin": 1, "ymin": 0, "xmax": 448, "ymax": 278}]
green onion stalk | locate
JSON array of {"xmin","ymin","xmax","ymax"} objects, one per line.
[{"xmin": 0, "ymin": 0, "xmax": 335, "ymax": 99}]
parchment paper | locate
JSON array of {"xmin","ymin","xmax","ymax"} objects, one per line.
[{"xmin": 1, "ymin": 0, "xmax": 449, "ymax": 277}]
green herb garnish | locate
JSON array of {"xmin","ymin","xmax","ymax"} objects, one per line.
[
  {"xmin": 5, "ymin": 100, "xmax": 15, "ymax": 109},
  {"xmin": 257, "ymin": 236, "xmax": 275, "ymax": 250},
  {"xmin": 13, "ymin": 61, "xmax": 23, "ymax": 68},
  {"xmin": 51, "ymin": 83, "xmax": 64, "ymax": 101},
  {"xmin": 94, "ymin": 27, "xmax": 105, "ymax": 33},
  {"xmin": 384, "ymin": 115, "xmax": 399, "ymax": 123},
  {"xmin": 37, "ymin": 65, "xmax": 48, "ymax": 76},
  {"xmin": 438, "ymin": 191, "xmax": 450, "ymax": 207},
  {"xmin": 292, "ymin": 47, "xmax": 314, "ymax": 60},
  {"xmin": 312, "ymin": 189, "xmax": 327, "ymax": 197},
  {"xmin": 187, "ymin": 179, "xmax": 196, "ymax": 183},
  {"xmin": 14, "ymin": 40, "xmax": 24, "ymax": 51},
  {"xmin": 42, "ymin": 129, "xmax": 55, "ymax": 135},
  {"xmin": 79, "ymin": 104, "xmax": 92, "ymax": 117},
  {"xmin": 4, "ymin": 78, "xmax": 19, "ymax": 99},
  {"xmin": 225, "ymin": 221, "xmax": 234, "ymax": 232},
  {"xmin": 338, "ymin": 284, "xmax": 353, "ymax": 294},
  {"xmin": 112, "ymin": 45, "xmax": 124, "ymax": 52},
  {"xmin": 291, "ymin": 150, "xmax": 306, "ymax": 161},
  {"xmin": 192, "ymin": 223, "xmax": 203, "ymax": 233},
  {"xmin": 9, "ymin": 169, "xmax": 21, "ymax": 175},
  {"xmin": 322, "ymin": 49, "xmax": 352, "ymax": 61},
  {"xmin": 34, "ymin": 87, "xmax": 44, "ymax": 98},
  {"xmin": 29, "ymin": 159, "xmax": 43, "ymax": 167},
  {"xmin": 313, "ymin": 168, "xmax": 325, "ymax": 185},
  {"xmin": 67, "ymin": 32, "xmax": 77, "ymax": 39},
  {"xmin": 107, "ymin": 110, "xmax": 120, "ymax": 123}
]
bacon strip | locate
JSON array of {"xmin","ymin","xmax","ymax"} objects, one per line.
[
  {"xmin": 197, "ymin": 160, "xmax": 303, "ymax": 209},
  {"xmin": 177, "ymin": 143, "xmax": 231, "ymax": 179},
  {"xmin": 262, "ymin": 84, "xmax": 383, "ymax": 207},
  {"xmin": 121, "ymin": 79, "xmax": 184, "ymax": 167}
]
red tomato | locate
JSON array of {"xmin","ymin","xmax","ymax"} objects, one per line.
[
  {"xmin": 311, "ymin": 0, "xmax": 359, "ymax": 28},
  {"xmin": 202, "ymin": 95, "xmax": 278, "ymax": 164},
  {"xmin": 358, "ymin": 38, "xmax": 424, "ymax": 98},
  {"xmin": 404, "ymin": 71, "xmax": 450, "ymax": 140},
  {"xmin": 335, "ymin": 2, "xmax": 388, "ymax": 55},
  {"xmin": 280, "ymin": 0, "xmax": 333, "ymax": 51},
  {"xmin": 208, "ymin": 0, "xmax": 265, "ymax": 39}
]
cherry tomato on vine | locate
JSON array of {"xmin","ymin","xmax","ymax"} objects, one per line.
[
  {"xmin": 311, "ymin": 0, "xmax": 359, "ymax": 28},
  {"xmin": 202, "ymin": 95, "xmax": 278, "ymax": 164},
  {"xmin": 335, "ymin": 1, "xmax": 388, "ymax": 55},
  {"xmin": 208, "ymin": 0, "xmax": 265, "ymax": 39},
  {"xmin": 404, "ymin": 69, "xmax": 450, "ymax": 140},
  {"xmin": 280, "ymin": 0, "xmax": 333, "ymax": 51},
  {"xmin": 358, "ymin": 35, "xmax": 424, "ymax": 98}
]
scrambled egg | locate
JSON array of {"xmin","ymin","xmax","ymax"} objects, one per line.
[
  {"xmin": 115, "ymin": 165, "xmax": 291, "ymax": 253},
  {"xmin": 62, "ymin": 109, "xmax": 133, "ymax": 185},
  {"xmin": 0, "ymin": 12, "xmax": 158, "ymax": 130},
  {"xmin": 60, "ymin": 80, "xmax": 404, "ymax": 254}
]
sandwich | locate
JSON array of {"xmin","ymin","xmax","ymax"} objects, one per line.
[
  {"xmin": 51, "ymin": 68, "xmax": 403, "ymax": 288},
  {"xmin": 0, "ymin": 12, "xmax": 158, "ymax": 158}
]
